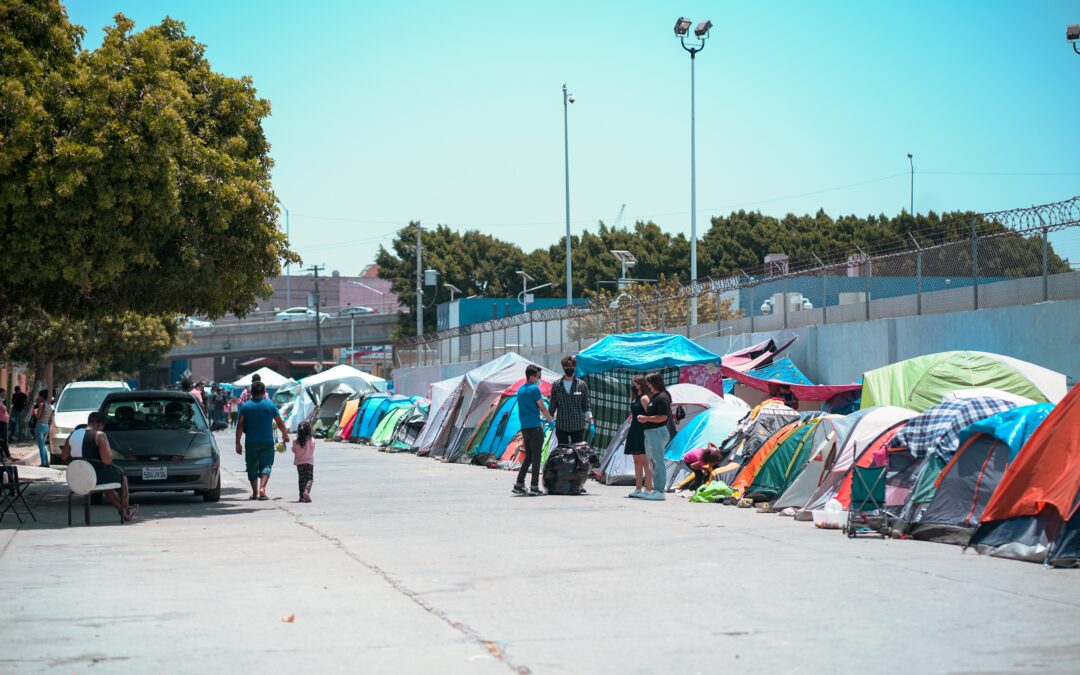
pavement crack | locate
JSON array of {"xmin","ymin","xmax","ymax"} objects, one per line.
[{"xmin": 279, "ymin": 502, "xmax": 532, "ymax": 674}]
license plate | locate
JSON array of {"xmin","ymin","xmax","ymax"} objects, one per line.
[{"xmin": 142, "ymin": 466, "xmax": 168, "ymax": 480}]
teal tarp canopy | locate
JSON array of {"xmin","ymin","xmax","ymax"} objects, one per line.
[
  {"xmin": 956, "ymin": 403, "xmax": 1054, "ymax": 462},
  {"xmin": 575, "ymin": 332, "xmax": 720, "ymax": 377}
]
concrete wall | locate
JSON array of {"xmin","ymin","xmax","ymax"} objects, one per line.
[{"xmin": 393, "ymin": 298, "xmax": 1080, "ymax": 397}]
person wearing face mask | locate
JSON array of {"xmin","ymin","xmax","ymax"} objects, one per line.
[{"xmin": 548, "ymin": 355, "xmax": 593, "ymax": 445}]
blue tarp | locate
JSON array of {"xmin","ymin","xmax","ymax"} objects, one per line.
[
  {"xmin": 957, "ymin": 403, "xmax": 1054, "ymax": 461},
  {"xmin": 663, "ymin": 405, "xmax": 748, "ymax": 462},
  {"xmin": 722, "ymin": 357, "xmax": 813, "ymax": 394},
  {"xmin": 575, "ymin": 332, "xmax": 720, "ymax": 377}
]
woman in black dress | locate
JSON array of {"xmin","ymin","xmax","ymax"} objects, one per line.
[{"xmin": 625, "ymin": 376, "xmax": 651, "ymax": 498}]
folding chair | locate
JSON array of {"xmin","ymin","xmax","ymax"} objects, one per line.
[
  {"xmin": 846, "ymin": 465, "xmax": 890, "ymax": 538},
  {"xmin": 0, "ymin": 464, "xmax": 37, "ymax": 524}
]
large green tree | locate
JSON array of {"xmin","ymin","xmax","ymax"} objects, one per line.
[{"xmin": 0, "ymin": 3, "xmax": 295, "ymax": 319}]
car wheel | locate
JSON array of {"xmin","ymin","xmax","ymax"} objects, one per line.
[{"xmin": 202, "ymin": 474, "xmax": 221, "ymax": 502}]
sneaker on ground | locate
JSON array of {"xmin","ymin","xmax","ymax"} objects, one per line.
[
  {"xmin": 628, "ymin": 489, "xmax": 643, "ymax": 498},
  {"xmin": 528, "ymin": 486, "xmax": 544, "ymax": 496},
  {"xmin": 512, "ymin": 484, "xmax": 528, "ymax": 495},
  {"xmin": 640, "ymin": 491, "xmax": 666, "ymax": 501}
]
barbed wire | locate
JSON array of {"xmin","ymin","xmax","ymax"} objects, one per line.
[{"xmin": 396, "ymin": 195, "xmax": 1079, "ymax": 346}]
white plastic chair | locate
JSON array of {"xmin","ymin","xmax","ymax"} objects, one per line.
[{"xmin": 66, "ymin": 460, "xmax": 123, "ymax": 525}]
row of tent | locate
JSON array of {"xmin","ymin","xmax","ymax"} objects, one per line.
[{"xmin": 323, "ymin": 332, "xmax": 1075, "ymax": 566}]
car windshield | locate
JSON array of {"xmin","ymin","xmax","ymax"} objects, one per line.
[
  {"xmin": 103, "ymin": 398, "xmax": 208, "ymax": 431},
  {"xmin": 57, "ymin": 387, "xmax": 125, "ymax": 412}
]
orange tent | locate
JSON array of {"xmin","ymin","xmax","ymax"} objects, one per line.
[
  {"xmin": 980, "ymin": 385, "xmax": 1080, "ymax": 524},
  {"xmin": 731, "ymin": 420, "xmax": 801, "ymax": 496}
]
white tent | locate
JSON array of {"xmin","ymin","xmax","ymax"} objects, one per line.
[
  {"xmin": 772, "ymin": 415, "xmax": 844, "ymax": 511},
  {"xmin": 300, "ymin": 365, "xmax": 380, "ymax": 404},
  {"xmin": 233, "ymin": 367, "xmax": 291, "ymax": 388},
  {"xmin": 428, "ymin": 353, "xmax": 556, "ymax": 459},
  {"xmin": 413, "ymin": 375, "xmax": 465, "ymax": 453},
  {"xmin": 791, "ymin": 405, "xmax": 917, "ymax": 520}
]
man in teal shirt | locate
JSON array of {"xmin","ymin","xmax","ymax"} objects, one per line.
[
  {"xmin": 514, "ymin": 365, "xmax": 552, "ymax": 496},
  {"xmin": 236, "ymin": 381, "xmax": 289, "ymax": 500}
]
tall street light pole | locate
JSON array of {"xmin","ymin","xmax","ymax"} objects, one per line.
[
  {"xmin": 563, "ymin": 84, "xmax": 575, "ymax": 306},
  {"xmin": 907, "ymin": 153, "xmax": 914, "ymax": 215},
  {"xmin": 277, "ymin": 198, "xmax": 291, "ymax": 307},
  {"xmin": 415, "ymin": 223, "xmax": 423, "ymax": 337},
  {"xmin": 307, "ymin": 264, "xmax": 325, "ymax": 371},
  {"xmin": 674, "ymin": 17, "xmax": 712, "ymax": 327}
]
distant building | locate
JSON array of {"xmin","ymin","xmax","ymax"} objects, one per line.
[{"xmin": 254, "ymin": 264, "xmax": 401, "ymax": 316}]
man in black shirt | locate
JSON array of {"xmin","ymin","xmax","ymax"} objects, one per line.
[{"xmin": 9, "ymin": 386, "xmax": 27, "ymax": 442}]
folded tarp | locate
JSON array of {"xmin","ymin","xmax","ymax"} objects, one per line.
[
  {"xmin": 721, "ymin": 361, "xmax": 863, "ymax": 402},
  {"xmin": 720, "ymin": 336, "xmax": 797, "ymax": 373}
]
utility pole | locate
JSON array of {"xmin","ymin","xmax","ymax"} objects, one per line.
[
  {"xmin": 307, "ymin": 264, "xmax": 325, "ymax": 371},
  {"xmin": 415, "ymin": 223, "xmax": 423, "ymax": 336},
  {"xmin": 563, "ymin": 84, "xmax": 574, "ymax": 306}
]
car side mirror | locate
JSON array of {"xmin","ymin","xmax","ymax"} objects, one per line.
[{"xmin": 211, "ymin": 421, "xmax": 228, "ymax": 432}]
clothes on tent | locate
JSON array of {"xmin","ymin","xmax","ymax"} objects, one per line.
[
  {"xmin": 886, "ymin": 397, "xmax": 1018, "ymax": 530},
  {"xmin": 910, "ymin": 403, "xmax": 1053, "ymax": 545}
]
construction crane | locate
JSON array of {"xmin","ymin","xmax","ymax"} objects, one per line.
[{"xmin": 612, "ymin": 203, "xmax": 626, "ymax": 230}]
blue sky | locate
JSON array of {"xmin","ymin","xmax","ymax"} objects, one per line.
[{"xmin": 67, "ymin": 1, "xmax": 1080, "ymax": 275}]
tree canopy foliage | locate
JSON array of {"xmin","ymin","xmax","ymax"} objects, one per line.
[
  {"xmin": 0, "ymin": 1, "xmax": 294, "ymax": 383},
  {"xmin": 0, "ymin": 2, "xmax": 295, "ymax": 320},
  {"xmin": 378, "ymin": 209, "xmax": 1069, "ymax": 336}
]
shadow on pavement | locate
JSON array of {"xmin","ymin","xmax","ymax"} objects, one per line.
[{"xmin": 3, "ymin": 483, "xmax": 267, "ymax": 530}]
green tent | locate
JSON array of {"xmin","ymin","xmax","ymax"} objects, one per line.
[
  {"xmin": 744, "ymin": 417, "xmax": 823, "ymax": 502},
  {"xmin": 860, "ymin": 351, "xmax": 1065, "ymax": 413},
  {"xmin": 371, "ymin": 407, "xmax": 408, "ymax": 447}
]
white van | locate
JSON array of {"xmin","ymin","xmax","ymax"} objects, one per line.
[{"xmin": 50, "ymin": 380, "xmax": 131, "ymax": 460}]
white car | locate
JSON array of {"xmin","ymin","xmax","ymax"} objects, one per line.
[
  {"xmin": 275, "ymin": 307, "xmax": 331, "ymax": 321},
  {"xmin": 181, "ymin": 317, "xmax": 214, "ymax": 329},
  {"xmin": 50, "ymin": 380, "xmax": 132, "ymax": 460}
]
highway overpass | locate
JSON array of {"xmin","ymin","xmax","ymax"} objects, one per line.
[{"xmin": 167, "ymin": 314, "xmax": 397, "ymax": 359}]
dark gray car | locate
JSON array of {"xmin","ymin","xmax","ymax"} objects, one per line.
[{"xmin": 99, "ymin": 391, "xmax": 225, "ymax": 502}]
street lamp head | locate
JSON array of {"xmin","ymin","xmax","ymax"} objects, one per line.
[
  {"xmin": 674, "ymin": 17, "xmax": 692, "ymax": 36},
  {"xmin": 694, "ymin": 20, "xmax": 713, "ymax": 38},
  {"xmin": 1067, "ymin": 24, "xmax": 1080, "ymax": 41},
  {"xmin": 567, "ymin": 94, "xmax": 575, "ymax": 103},
  {"xmin": 907, "ymin": 153, "xmax": 913, "ymax": 159}
]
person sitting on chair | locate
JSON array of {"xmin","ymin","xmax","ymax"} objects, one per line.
[{"xmin": 62, "ymin": 412, "xmax": 137, "ymax": 521}]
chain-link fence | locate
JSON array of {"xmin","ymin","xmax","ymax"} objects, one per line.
[{"xmin": 394, "ymin": 196, "xmax": 1080, "ymax": 369}]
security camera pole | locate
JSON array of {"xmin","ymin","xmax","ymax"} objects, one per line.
[
  {"xmin": 673, "ymin": 17, "xmax": 712, "ymax": 328},
  {"xmin": 563, "ymin": 83, "xmax": 574, "ymax": 307}
]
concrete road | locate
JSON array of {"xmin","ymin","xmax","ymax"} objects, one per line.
[{"xmin": 2, "ymin": 436, "xmax": 1079, "ymax": 674}]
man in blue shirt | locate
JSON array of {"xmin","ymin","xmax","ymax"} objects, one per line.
[
  {"xmin": 514, "ymin": 365, "xmax": 552, "ymax": 496},
  {"xmin": 236, "ymin": 381, "xmax": 289, "ymax": 500}
]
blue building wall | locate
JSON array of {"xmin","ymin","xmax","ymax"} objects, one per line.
[{"xmin": 437, "ymin": 297, "xmax": 588, "ymax": 330}]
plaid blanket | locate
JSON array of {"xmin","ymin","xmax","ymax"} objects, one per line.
[
  {"xmin": 891, "ymin": 397, "xmax": 1016, "ymax": 461},
  {"xmin": 584, "ymin": 367, "xmax": 679, "ymax": 451}
]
